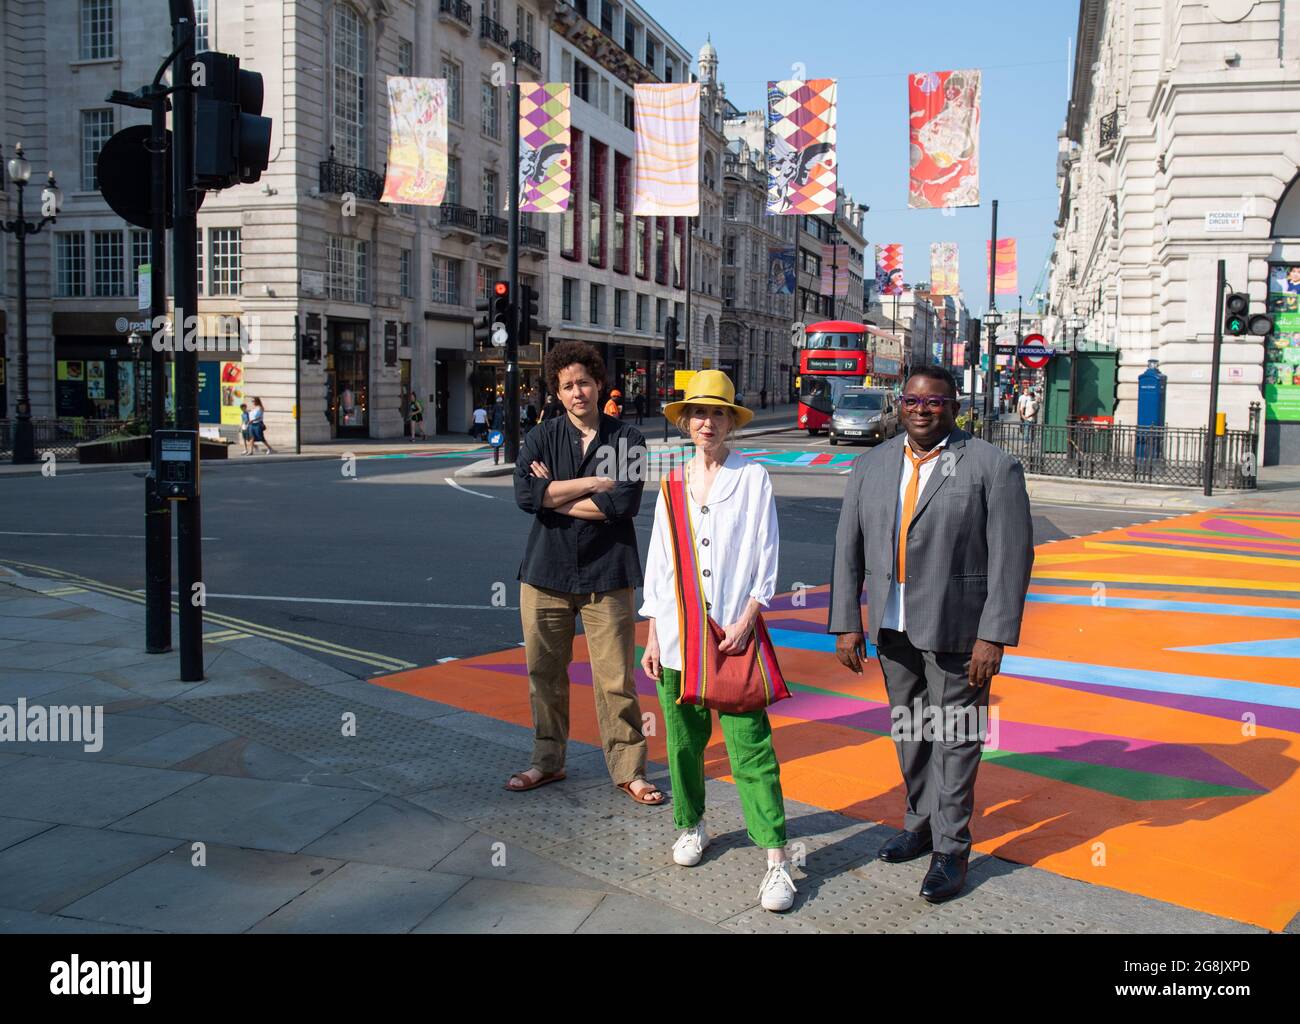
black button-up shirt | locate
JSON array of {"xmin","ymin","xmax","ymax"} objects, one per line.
[{"xmin": 514, "ymin": 412, "xmax": 647, "ymax": 593}]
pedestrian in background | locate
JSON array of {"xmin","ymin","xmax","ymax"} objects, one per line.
[
  {"xmin": 407, "ymin": 390, "xmax": 427, "ymax": 442},
  {"xmin": 760, "ymin": 386, "xmax": 768, "ymax": 410},
  {"xmin": 603, "ymin": 388, "xmax": 623, "ymax": 418},
  {"xmin": 633, "ymin": 389, "xmax": 646, "ymax": 425},
  {"xmin": 238, "ymin": 403, "xmax": 253, "ymax": 455},
  {"xmin": 248, "ymin": 397, "xmax": 274, "ymax": 454}
]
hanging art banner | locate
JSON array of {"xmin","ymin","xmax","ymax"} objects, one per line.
[
  {"xmin": 632, "ymin": 83, "xmax": 701, "ymax": 216},
  {"xmin": 518, "ymin": 83, "xmax": 572, "ymax": 213},
  {"xmin": 820, "ymin": 242, "xmax": 849, "ymax": 299},
  {"xmin": 876, "ymin": 243, "xmax": 905, "ymax": 296},
  {"xmin": 908, "ymin": 69, "xmax": 981, "ymax": 209},
  {"xmin": 930, "ymin": 242, "xmax": 960, "ymax": 296},
  {"xmin": 766, "ymin": 78, "xmax": 838, "ymax": 215},
  {"xmin": 381, "ymin": 77, "xmax": 448, "ymax": 205},
  {"xmin": 768, "ymin": 247, "xmax": 796, "ymax": 295},
  {"xmin": 986, "ymin": 238, "xmax": 1018, "ymax": 295}
]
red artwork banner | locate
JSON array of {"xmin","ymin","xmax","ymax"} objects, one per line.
[
  {"xmin": 908, "ymin": 69, "xmax": 981, "ymax": 209},
  {"xmin": 986, "ymin": 238, "xmax": 1017, "ymax": 296}
]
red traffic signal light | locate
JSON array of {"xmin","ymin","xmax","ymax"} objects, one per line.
[{"xmin": 493, "ymin": 281, "xmax": 509, "ymax": 298}]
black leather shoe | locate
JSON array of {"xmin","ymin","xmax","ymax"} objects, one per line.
[
  {"xmin": 919, "ymin": 852, "xmax": 968, "ymax": 903},
  {"xmin": 877, "ymin": 829, "xmax": 933, "ymax": 863}
]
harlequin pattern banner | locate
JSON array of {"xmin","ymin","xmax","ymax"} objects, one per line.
[
  {"xmin": 518, "ymin": 83, "xmax": 571, "ymax": 213},
  {"xmin": 768, "ymin": 247, "xmax": 796, "ymax": 295},
  {"xmin": 908, "ymin": 69, "xmax": 981, "ymax": 209},
  {"xmin": 632, "ymin": 83, "xmax": 701, "ymax": 216},
  {"xmin": 931, "ymin": 242, "xmax": 959, "ymax": 296},
  {"xmin": 876, "ymin": 243, "xmax": 905, "ymax": 296},
  {"xmin": 820, "ymin": 242, "xmax": 849, "ymax": 299},
  {"xmin": 767, "ymin": 78, "xmax": 838, "ymax": 215},
  {"xmin": 381, "ymin": 77, "xmax": 447, "ymax": 205},
  {"xmin": 987, "ymin": 238, "xmax": 1018, "ymax": 295}
]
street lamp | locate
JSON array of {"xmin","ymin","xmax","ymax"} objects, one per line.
[
  {"xmin": 982, "ymin": 311, "xmax": 1003, "ymax": 435},
  {"xmin": 0, "ymin": 143, "xmax": 61, "ymax": 464},
  {"xmin": 1067, "ymin": 314, "xmax": 1086, "ymax": 419}
]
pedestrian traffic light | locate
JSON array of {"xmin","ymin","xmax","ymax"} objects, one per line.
[
  {"xmin": 519, "ymin": 283, "xmax": 539, "ymax": 344},
  {"xmin": 1224, "ymin": 293, "xmax": 1249, "ymax": 336},
  {"xmin": 665, "ymin": 316, "xmax": 679, "ymax": 344},
  {"xmin": 193, "ymin": 51, "xmax": 273, "ymax": 190},
  {"xmin": 474, "ymin": 289, "xmax": 494, "ymax": 346},
  {"xmin": 491, "ymin": 281, "xmax": 513, "ymax": 345}
]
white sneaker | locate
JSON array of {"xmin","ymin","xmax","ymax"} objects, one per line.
[
  {"xmin": 759, "ymin": 861, "xmax": 798, "ymax": 912},
  {"xmin": 672, "ymin": 824, "xmax": 710, "ymax": 866}
]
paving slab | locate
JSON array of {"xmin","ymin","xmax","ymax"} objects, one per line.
[
  {"xmin": 248, "ymin": 862, "xmax": 470, "ymax": 933},
  {"xmin": 104, "ymin": 722, "xmax": 240, "ymax": 769},
  {"xmin": 0, "ymin": 758, "xmax": 204, "ymax": 827},
  {"xmin": 0, "ymin": 825, "xmax": 179, "ymax": 913},
  {"xmin": 170, "ymin": 737, "xmax": 378, "ymax": 791},
  {"xmin": 410, "ymin": 877, "xmax": 604, "ymax": 934},
  {"xmin": 0, "ymin": 907, "xmax": 164, "ymax": 934},
  {"xmin": 320, "ymin": 679, "xmax": 463, "ymax": 720},
  {"xmin": 40, "ymin": 646, "xmax": 171, "ymax": 676},
  {"xmin": 109, "ymin": 774, "xmax": 380, "ymax": 853},
  {"xmin": 576, "ymin": 893, "xmax": 727, "ymax": 934},
  {"xmin": 300, "ymin": 797, "xmax": 475, "ymax": 870},
  {"xmin": 0, "ymin": 669, "xmax": 104, "ymax": 701},
  {"xmin": 0, "ymin": 816, "xmax": 55, "ymax": 853},
  {"xmin": 0, "ymin": 712, "xmax": 186, "ymax": 762},
  {"xmin": 0, "ymin": 640, "xmax": 102, "ymax": 669},
  {"xmin": 59, "ymin": 844, "xmax": 345, "ymax": 933},
  {"xmin": 430, "ymin": 831, "xmax": 626, "ymax": 894}
]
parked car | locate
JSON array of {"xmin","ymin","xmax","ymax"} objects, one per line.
[{"xmin": 828, "ymin": 387, "xmax": 899, "ymax": 446}]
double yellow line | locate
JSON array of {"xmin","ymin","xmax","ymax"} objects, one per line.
[{"xmin": 0, "ymin": 559, "xmax": 415, "ymax": 673}]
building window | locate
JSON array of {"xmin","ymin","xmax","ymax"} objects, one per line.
[
  {"xmin": 442, "ymin": 58, "xmax": 463, "ymax": 122},
  {"xmin": 635, "ymin": 217, "xmax": 647, "ymax": 278},
  {"xmin": 588, "ymin": 139, "xmax": 607, "ymax": 269},
  {"xmin": 724, "ymin": 234, "xmax": 736, "ymax": 266},
  {"xmin": 195, "ymin": 233, "xmax": 204, "ymax": 295},
  {"xmin": 655, "ymin": 219, "xmax": 667, "ymax": 285},
  {"xmin": 446, "ymin": 155, "xmax": 461, "ymax": 205},
  {"xmin": 430, "ymin": 255, "xmax": 461, "ymax": 304},
  {"xmin": 326, "ymin": 237, "xmax": 367, "ymax": 303},
  {"xmin": 665, "ymin": 59, "xmax": 675, "ymax": 83},
  {"xmin": 332, "ymin": 6, "xmax": 366, "ymax": 167},
  {"xmin": 656, "ymin": 297, "xmax": 666, "ymax": 334},
  {"xmin": 574, "ymin": 60, "xmax": 592, "ymax": 104},
  {"xmin": 614, "ymin": 289, "xmax": 627, "ymax": 328},
  {"xmin": 589, "ymin": 283, "xmax": 603, "ymax": 325},
  {"xmin": 399, "ymin": 249, "xmax": 412, "ymax": 298},
  {"xmin": 623, "ymin": 16, "xmax": 637, "ymax": 55},
  {"xmin": 725, "ymin": 194, "xmax": 737, "ymax": 219},
  {"xmin": 673, "ymin": 219, "xmax": 684, "ymax": 288},
  {"xmin": 398, "ymin": 37, "xmax": 413, "ymax": 77},
  {"xmin": 130, "ymin": 230, "xmax": 150, "ymax": 297},
  {"xmin": 81, "ymin": 109, "xmax": 114, "ymax": 191},
  {"xmin": 209, "ymin": 228, "xmax": 242, "ymax": 296},
  {"xmin": 482, "ymin": 168, "xmax": 498, "ymax": 215},
  {"xmin": 622, "ymin": 92, "xmax": 635, "ymax": 131},
  {"xmin": 56, "ymin": 233, "xmax": 87, "ymax": 297},
  {"xmin": 80, "ymin": 0, "xmax": 113, "ymax": 60},
  {"xmin": 644, "ymin": 35, "xmax": 657, "ymax": 72},
  {"xmin": 613, "ymin": 152, "xmax": 630, "ymax": 274},
  {"xmin": 194, "ymin": 0, "xmax": 211, "ymax": 51},
  {"xmin": 476, "ymin": 264, "xmax": 502, "ymax": 303},
  {"xmin": 92, "ymin": 231, "xmax": 125, "ymax": 297},
  {"xmin": 635, "ymin": 293, "xmax": 647, "ymax": 332},
  {"xmin": 481, "ymin": 79, "xmax": 500, "ymax": 138},
  {"xmin": 515, "ymin": 7, "xmax": 535, "ymax": 46},
  {"xmin": 562, "ymin": 277, "xmax": 576, "ymax": 321},
  {"xmin": 600, "ymin": 2, "xmax": 613, "ymax": 35},
  {"xmin": 561, "ymin": 128, "xmax": 584, "ymax": 261}
]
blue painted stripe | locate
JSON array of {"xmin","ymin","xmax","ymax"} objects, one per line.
[
  {"xmin": 1027, "ymin": 592, "xmax": 1300, "ymax": 620},
  {"xmin": 1170, "ymin": 638, "xmax": 1300, "ymax": 659},
  {"xmin": 766, "ymin": 630, "xmax": 1300, "ymax": 710}
]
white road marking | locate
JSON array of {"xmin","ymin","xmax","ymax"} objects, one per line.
[
  {"xmin": 446, "ymin": 479, "xmax": 498, "ymax": 500},
  {"xmin": 132, "ymin": 590, "xmax": 518, "ymax": 611},
  {"xmin": 436, "ymin": 656, "xmax": 459, "ymax": 663},
  {"xmin": 0, "ymin": 531, "xmax": 221, "ymax": 540}
]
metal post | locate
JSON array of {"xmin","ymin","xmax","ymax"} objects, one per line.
[
  {"xmin": 1204, "ymin": 259, "xmax": 1226, "ymax": 496},
  {"xmin": 505, "ymin": 53, "xmax": 521, "ymax": 464},
  {"xmin": 170, "ymin": 0, "xmax": 203, "ymax": 681},
  {"xmin": 684, "ymin": 218, "xmax": 692, "ymax": 370},
  {"xmin": 12, "ymin": 177, "xmax": 34, "ymax": 464}
]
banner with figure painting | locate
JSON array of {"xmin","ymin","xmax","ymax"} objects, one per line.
[
  {"xmin": 632, "ymin": 83, "xmax": 701, "ymax": 216},
  {"xmin": 908, "ymin": 69, "xmax": 981, "ymax": 209},
  {"xmin": 518, "ymin": 83, "xmax": 572, "ymax": 213},
  {"xmin": 768, "ymin": 247, "xmax": 796, "ymax": 295},
  {"xmin": 766, "ymin": 78, "xmax": 838, "ymax": 215},
  {"xmin": 930, "ymin": 242, "xmax": 959, "ymax": 296},
  {"xmin": 876, "ymin": 243, "xmax": 905, "ymax": 296},
  {"xmin": 381, "ymin": 78, "xmax": 448, "ymax": 205}
]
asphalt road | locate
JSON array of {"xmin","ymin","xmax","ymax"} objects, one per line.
[{"xmin": 0, "ymin": 435, "xmax": 1181, "ymax": 679}]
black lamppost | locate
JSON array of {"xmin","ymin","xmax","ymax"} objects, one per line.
[
  {"xmin": 128, "ymin": 331, "xmax": 145, "ymax": 421},
  {"xmin": 1067, "ymin": 313, "xmax": 1086, "ymax": 419},
  {"xmin": 0, "ymin": 144, "xmax": 62, "ymax": 464},
  {"xmin": 982, "ymin": 311, "xmax": 1003, "ymax": 439}
]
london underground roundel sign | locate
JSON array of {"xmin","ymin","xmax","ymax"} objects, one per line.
[{"xmin": 1018, "ymin": 333, "xmax": 1050, "ymax": 369}]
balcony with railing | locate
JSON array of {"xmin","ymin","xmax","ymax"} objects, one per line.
[
  {"xmin": 479, "ymin": 15, "xmax": 510, "ymax": 51},
  {"xmin": 512, "ymin": 39, "xmax": 542, "ymax": 69},
  {"xmin": 439, "ymin": 203, "xmax": 478, "ymax": 234},
  {"xmin": 319, "ymin": 147, "xmax": 384, "ymax": 202},
  {"xmin": 438, "ymin": 0, "xmax": 472, "ymax": 30},
  {"xmin": 521, "ymin": 225, "xmax": 548, "ymax": 250},
  {"xmin": 480, "ymin": 214, "xmax": 509, "ymax": 243},
  {"xmin": 1099, "ymin": 109, "xmax": 1120, "ymax": 149}
]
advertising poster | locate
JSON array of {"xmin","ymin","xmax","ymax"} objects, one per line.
[
  {"xmin": 768, "ymin": 247, "xmax": 796, "ymax": 295},
  {"xmin": 86, "ymin": 361, "xmax": 106, "ymax": 400},
  {"xmin": 1266, "ymin": 264, "xmax": 1300, "ymax": 422},
  {"xmin": 198, "ymin": 363, "xmax": 220, "ymax": 423},
  {"xmin": 56, "ymin": 360, "xmax": 85, "ymax": 417},
  {"xmin": 117, "ymin": 362, "xmax": 135, "ymax": 420},
  {"xmin": 220, "ymin": 361, "xmax": 245, "ymax": 425}
]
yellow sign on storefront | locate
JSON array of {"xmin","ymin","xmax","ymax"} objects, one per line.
[{"xmin": 674, "ymin": 370, "xmax": 697, "ymax": 391}]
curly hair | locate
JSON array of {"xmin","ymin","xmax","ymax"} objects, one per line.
[{"xmin": 545, "ymin": 341, "xmax": 606, "ymax": 393}]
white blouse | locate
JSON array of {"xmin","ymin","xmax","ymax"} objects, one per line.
[{"xmin": 639, "ymin": 451, "xmax": 780, "ymax": 672}]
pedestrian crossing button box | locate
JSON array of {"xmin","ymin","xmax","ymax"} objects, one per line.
[{"xmin": 154, "ymin": 429, "xmax": 200, "ymax": 500}]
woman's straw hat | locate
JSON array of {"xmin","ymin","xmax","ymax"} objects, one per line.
[{"xmin": 663, "ymin": 369, "xmax": 753, "ymax": 428}]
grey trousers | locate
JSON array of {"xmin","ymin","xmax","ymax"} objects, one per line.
[{"xmin": 876, "ymin": 629, "xmax": 991, "ymax": 858}]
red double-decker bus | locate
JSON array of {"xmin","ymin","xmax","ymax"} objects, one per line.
[{"xmin": 796, "ymin": 320, "xmax": 872, "ymax": 434}]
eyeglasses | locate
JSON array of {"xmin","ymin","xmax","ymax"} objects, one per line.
[{"xmin": 898, "ymin": 394, "xmax": 954, "ymax": 410}]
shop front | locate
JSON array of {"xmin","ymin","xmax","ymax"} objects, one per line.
[{"xmin": 325, "ymin": 318, "xmax": 371, "ymax": 438}]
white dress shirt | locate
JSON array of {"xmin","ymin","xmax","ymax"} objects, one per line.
[
  {"xmin": 880, "ymin": 434, "xmax": 951, "ymax": 634},
  {"xmin": 640, "ymin": 451, "xmax": 780, "ymax": 672}
]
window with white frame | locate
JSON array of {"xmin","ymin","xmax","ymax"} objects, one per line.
[
  {"xmin": 655, "ymin": 297, "xmax": 666, "ymax": 333},
  {"xmin": 481, "ymin": 79, "xmax": 500, "ymax": 138},
  {"xmin": 194, "ymin": 0, "xmax": 211, "ymax": 51},
  {"xmin": 482, "ymin": 169, "xmax": 498, "ymax": 215},
  {"xmin": 80, "ymin": 0, "xmax": 113, "ymax": 60},
  {"xmin": 327, "ymin": 235, "xmax": 368, "ymax": 303},
  {"xmin": 446, "ymin": 155, "xmax": 461, "ymax": 205},
  {"xmin": 398, "ymin": 37, "xmax": 413, "ymax": 77},
  {"xmin": 562, "ymin": 277, "xmax": 576, "ymax": 321},
  {"xmin": 56, "ymin": 233, "xmax": 87, "ymax": 297},
  {"xmin": 332, "ymin": 5, "xmax": 366, "ymax": 167},
  {"xmin": 475, "ymin": 264, "xmax": 502, "ymax": 302},
  {"xmin": 430, "ymin": 255, "xmax": 461, "ymax": 304},
  {"xmin": 516, "ymin": 7, "xmax": 535, "ymax": 46},
  {"xmin": 92, "ymin": 231, "xmax": 125, "ymax": 297},
  {"xmin": 614, "ymin": 289, "xmax": 627, "ymax": 328},
  {"xmin": 635, "ymin": 293, "xmax": 646, "ymax": 332},
  {"xmin": 589, "ymin": 283, "xmax": 602, "ymax": 325},
  {"xmin": 130, "ymin": 230, "xmax": 150, "ymax": 297},
  {"xmin": 442, "ymin": 57, "xmax": 463, "ymax": 122},
  {"xmin": 400, "ymin": 249, "xmax": 412, "ymax": 298},
  {"xmin": 209, "ymin": 228, "xmax": 242, "ymax": 296},
  {"xmin": 195, "ymin": 232, "xmax": 204, "ymax": 294},
  {"xmin": 82, "ymin": 109, "xmax": 114, "ymax": 191}
]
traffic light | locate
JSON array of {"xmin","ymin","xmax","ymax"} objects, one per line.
[
  {"xmin": 665, "ymin": 316, "xmax": 679, "ymax": 344},
  {"xmin": 491, "ymin": 281, "xmax": 512, "ymax": 326},
  {"xmin": 1224, "ymin": 293, "xmax": 1249, "ymax": 336},
  {"xmin": 193, "ymin": 51, "xmax": 272, "ymax": 190},
  {"xmin": 474, "ymin": 291, "xmax": 494, "ymax": 346},
  {"xmin": 520, "ymin": 284, "xmax": 540, "ymax": 343}
]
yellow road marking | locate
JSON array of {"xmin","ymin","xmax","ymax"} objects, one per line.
[{"xmin": 1083, "ymin": 541, "xmax": 1300, "ymax": 568}]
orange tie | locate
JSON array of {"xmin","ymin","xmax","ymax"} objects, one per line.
[{"xmin": 897, "ymin": 443, "xmax": 944, "ymax": 585}]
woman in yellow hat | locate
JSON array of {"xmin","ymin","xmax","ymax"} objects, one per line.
[{"xmin": 638, "ymin": 370, "xmax": 797, "ymax": 912}]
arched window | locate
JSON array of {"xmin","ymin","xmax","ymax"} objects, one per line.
[{"xmin": 333, "ymin": 5, "xmax": 366, "ymax": 167}]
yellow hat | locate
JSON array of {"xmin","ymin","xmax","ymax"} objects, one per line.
[{"xmin": 664, "ymin": 369, "xmax": 753, "ymax": 428}]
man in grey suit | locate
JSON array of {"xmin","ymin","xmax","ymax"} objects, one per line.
[{"xmin": 828, "ymin": 366, "xmax": 1033, "ymax": 902}]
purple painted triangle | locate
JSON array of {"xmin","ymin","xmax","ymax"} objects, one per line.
[{"xmin": 1203, "ymin": 517, "xmax": 1289, "ymax": 539}]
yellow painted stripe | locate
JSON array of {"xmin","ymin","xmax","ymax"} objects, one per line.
[
  {"xmin": 1031, "ymin": 569, "xmax": 1300, "ymax": 593},
  {"xmin": 205, "ymin": 632, "xmax": 251, "ymax": 643},
  {"xmin": 1031, "ymin": 552, "xmax": 1130, "ymax": 567},
  {"xmin": 1083, "ymin": 541, "xmax": 1300, "ymax": 569}
]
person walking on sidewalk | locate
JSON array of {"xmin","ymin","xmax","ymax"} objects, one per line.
[
  {"xmin": 640, "ymin": 370, "xmax": 798, "ymax": 913},
  {"xmin": 472, "ymin": 403, "xmax": 489, "ymax": 440},
  {"xmin": 828, "ymin": 366, "xmax": 1033, "ymax": 904},
  {"xmin": 509, "ymin": 341, "xmax": 664, "ymax": 807},
  {"xmin": 1017, "ymin": 387, "xmax": 1038, "ymax": 447},
  {"xmin": 633, "ymin": 388, "xmax": 645, "ymax": 425},
  {"xmin": 238, "ymin": 403, "xmax": 254, "ymax": 455},
  {"xmin": 407, "ymin": 390, "xmax": 427, "ymax": 442},
  {"xmin": 248, "ymin": 396, "xmax": 275, "ymax": 454}
]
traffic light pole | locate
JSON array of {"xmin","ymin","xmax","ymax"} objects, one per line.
[
  {"xmin": 146, "ymin": 82, "xmax": 172, "ymax": 654},
  {"xmin": 505, "ymin": 53, "xmax": 521, "ymax": 465},
  {"xmin": 1203, "ymin": 259, "xmax": 1226, "ymax": 497},
  {"xmin": 170, "ymin": 0, "xmax": 203, "ymax": 681}
]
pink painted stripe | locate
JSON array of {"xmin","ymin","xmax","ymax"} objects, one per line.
[
  {"xmin": 1126, "ymin": 531, "xmax": 1300, "ymax": 553},
  {"xmin": 1202, "ymin": 517, "xmax": 1290, "ymax": 540}
]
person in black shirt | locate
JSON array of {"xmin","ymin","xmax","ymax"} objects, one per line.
[{"xmin": 509, "ymin": 341, "xmax": 664, "ymax": 806}]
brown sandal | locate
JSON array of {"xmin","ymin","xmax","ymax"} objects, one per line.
[
  {"xmin": 618, "ymin": 780, "xmax": 666, "ymax": 805},
  {"xmin": 505, "ymin": 770, "xmax": 566, "ymax": 792}
]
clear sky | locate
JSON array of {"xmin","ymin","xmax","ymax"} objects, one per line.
[{"xmin": 646, "ymin": 0, "xmax": 1080, "ymax": 316}]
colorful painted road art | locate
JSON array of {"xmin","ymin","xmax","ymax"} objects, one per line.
[{"xmin": 373, "ymin": 508, "xmax": 1300, "ymax": 930}]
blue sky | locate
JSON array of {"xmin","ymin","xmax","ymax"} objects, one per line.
[{"xmin": 648, "ymin": 0, "xmax": 1080, "ymax": 315}]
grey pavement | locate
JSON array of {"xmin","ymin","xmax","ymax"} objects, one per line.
[{"xmin": 0, "ymin": 570, "xmax": 1267, "ymax": 934}]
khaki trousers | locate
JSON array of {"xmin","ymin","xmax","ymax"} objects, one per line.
[{"xmin": 520, "ymin": 583, "xmax": 648, "ymax": 784}]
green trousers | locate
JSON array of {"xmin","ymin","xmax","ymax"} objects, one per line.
[{"xmin": 656, "ymin": 667, "xmax": 787, "ymax": 850}]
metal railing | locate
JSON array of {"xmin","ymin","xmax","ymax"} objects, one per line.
[
  {"xmin": 480, "ymin": 214, "xmax": 508, "ymax": 241},
  {"xmin": 512, "ymin": 40, "xmax": 542, "ymax": 68},
  {"xmin": 0, "ymin": 418, "xmax": 132, "ymax": 459},
  {"xmin": 521, "ymin": 225, "xmax": 547, "ymax": 249},
  {"xmin": 479, "ymin": 15, "xmax": 510, "ymax": 48},
  {"xmin": 439, "ymin": 203, "xmax": 479, "ymax": 231},
  {"xmin": 1099, "ymin": 109, "xmax": 1120, "ymax": 147},
  {"xmin": 989, "ymin": 421, "xmax": 1258, "ymax": 490},
  {"xmin": 319, "ymin": 150, "xmax": 384, "ymax": 202},
  {"xmin": 438, "ymin": 0, "xmax": 472, "ymax": 28}
]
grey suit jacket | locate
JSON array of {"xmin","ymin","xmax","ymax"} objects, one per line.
[{"xmin": 827, "ymin": 429, "xmax": 1034, "ymax": 653}]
